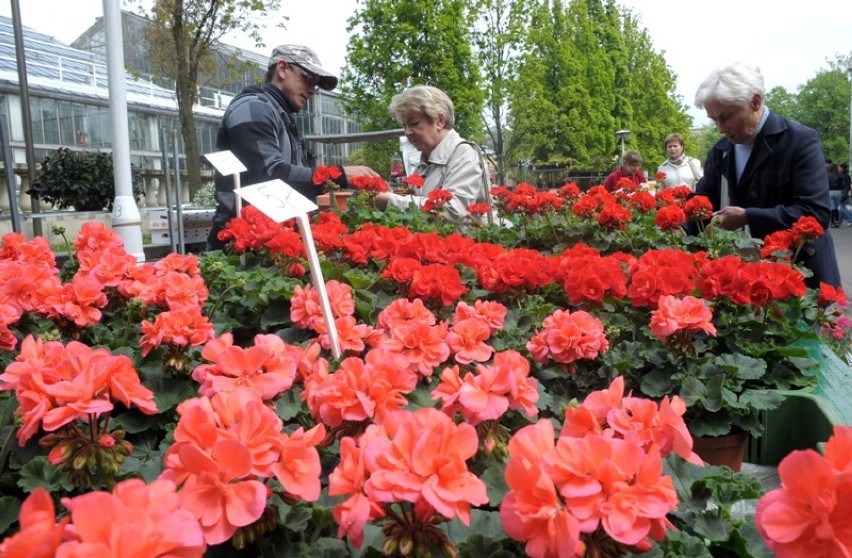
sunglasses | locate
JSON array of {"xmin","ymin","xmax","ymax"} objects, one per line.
[{"xmin": 290, "ymin": 63, "xmax": 320, "ymax": 91}]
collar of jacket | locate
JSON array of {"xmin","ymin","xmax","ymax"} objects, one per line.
[
  {"xmin": 712, "ymin": 110, "xmax": 788, "ymax": 157},
  {"xmin": 262, "ymin": 83, "xmax": 298, "ymax": 114},
  {"xmin": 423, "ymin": 129, "xmax": 462, "ymax": 165}
]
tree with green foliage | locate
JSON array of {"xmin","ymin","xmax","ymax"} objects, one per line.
[
  {"xmin": 509, "ymin": 0, "xmax": 604, "ymax": 181},
  {"xmin": 796, "ymin": 68, "xmax": 850, "ymax": 163},
  {"xmin": 615, "ymin": 7, "xmax": 692, "ymax": 170},
  {"xmin": 765, "ymin": 86, "xmax": 799, "ymax": 121},
  {"xmin": 129, "ymin": 0, "xmax": 281, "ymax": 196},
  {"xmin": 341, "ymin": 0, "xmax": 484, "ymax": 174},
  {"xmin": 763, "ymin": 53, "xmax": 852, "ymax": 164},
  {"xmin": 508, "ymin": 0, "xmax": 689, "ymax": 180},
  {"xmin": 472, "ymin": 0, "xmax": 532, "ymax": 185}
]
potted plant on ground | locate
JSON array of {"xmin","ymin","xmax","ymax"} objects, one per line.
[{"xmin": 27, "ymin": 147, "xmax": 145, "ymax": 211}]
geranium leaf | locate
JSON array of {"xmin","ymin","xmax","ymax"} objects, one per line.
[
  {"xmin": 282, "ymin": 504, "xmax": 312, "ymax": 532},
  {"xmin": 406, "ymin": 384, "xmax": 436, "ymax": 409},
  {"xmin": 17, "ymin": 456, "xmax": 73, "ymax": 492},
  {"xmin": 112, "ymin": 408, "xmax": 159, "ymax": 433},
  {"xmin": 738, "ymin": 390, "xmax": 785, "ymax": 411},
  {"xmin": 715, "ymin": 353, "xmax": 766, "ymax": 380},
  {"xmin": 692, "ymin": 512, "xmax": 734, "ymax": 542},
  {"xmin": 275, "ymin": 389, "xmax": 303, "ymax": 421},
  {"xmin": 444, "ymin": 509, "xmax": 506, "ymax": 547},
  {"xmin": 147, "ymin": 377, "xmax": 198, "ymax": 412},
  {"xmin": 480, "ymin": 462, "xmax": 509, "ymax": 507},
  {"xmin": 0, "ymin": 496, "xmax": 21, "ymax": 533},
  {"xmin": 260, "ymin": 301, "xmax": 293, "ymax": 330},
  {"xmin": 640, "ymin": 368, "xmax": 672, "ymax": 397}
]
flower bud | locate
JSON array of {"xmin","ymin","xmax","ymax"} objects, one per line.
[
  {"xmin": 398, "ymin": 533, "xmax": 413, "ymax": 556},
  {"xmin": 98, "ymin": 434, "xmax": 116, "ymax": 449},
  {"xmin": 48, "ymin": 444, "xmax": 72, "ymax": 466}
]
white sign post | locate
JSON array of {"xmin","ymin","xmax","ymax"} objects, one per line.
[
  {"xmin": 203, "ymin": 150, "xmax": 247, "ymax": 216},
  {"xmin": 235, "ymin": 179, "xmax": 342, "ymax": 360}
]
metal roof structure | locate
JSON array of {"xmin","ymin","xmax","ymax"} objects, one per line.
[{"xmin": 0, "ymin": 14, "xmax": 184, "ymax": 113}]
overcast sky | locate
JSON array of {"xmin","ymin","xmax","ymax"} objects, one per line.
[{"xmin": 2, "ymin": 0, "xmax": 850, "ymax": 126}]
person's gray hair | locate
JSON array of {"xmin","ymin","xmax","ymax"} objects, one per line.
[
  {"xmin": 694, "ymin": 62, "xmax": 765, "ymax": 109},
  {"xmin": 622, "ymin": 149, "xmax": 642, "ymax": 166},
  {"xmin": 389, "ymin": 85, "xmax": 455, "ymax": 130}
]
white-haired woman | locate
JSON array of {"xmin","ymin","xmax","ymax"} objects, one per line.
[
  {"xmin": 692, "ymin": 62, "xmax": 840, "ymax": 288},
  {"xmin": 372, "ymin": 85, "xmax": 493, "ymax": 224}
]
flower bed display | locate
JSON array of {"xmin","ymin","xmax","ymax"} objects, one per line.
[{"xmin": 0, "ymin": 181, "xmax": 850, "ymax": 557}]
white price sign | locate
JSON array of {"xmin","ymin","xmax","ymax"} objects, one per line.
[{"xmin": 235, "ymin": 180, "xmax": 319, "ymax": 223}]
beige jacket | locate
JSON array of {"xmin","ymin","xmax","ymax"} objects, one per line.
[{"xmin": 385, "ymin": 129, "xmax": 490, "ymax": 223}]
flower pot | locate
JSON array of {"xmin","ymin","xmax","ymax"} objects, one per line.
[
  {"xmin": 317, "ymin": 190, "xmax": 353, "ymax": 211},
  {"xmin": 692, "ymin": 431, "xmax": 749, "ymax": 471}
]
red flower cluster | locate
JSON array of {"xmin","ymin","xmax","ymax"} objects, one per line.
[
  {"xmin": 491, "ymin": 182, "xmax": 564, "ymax": 216},
  {"xmin": 422, "ymin": 189, "xmax": 454, "ymax": 214},
  {"xmin": 402, "ymin": 173, "xmax": 424, "ymax": 188},
  {"xmin": 683, "ymin": 195, "xmax": 713, "ymax": 221},
  {"xmin": 349, "ymin": 175, "xmax": 389, "ymax": 194},
  {"xmin": 311, "ymin": 164, "xmax": 342, "ymax": 186},
  {"xmin": 219, "ymin": 205, "xmax": 305, "ymax": 258}
]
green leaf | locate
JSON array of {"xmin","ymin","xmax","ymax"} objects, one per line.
[
  {"xmin": 0, "ymin": 496, "xmax": 21, "ymax": 533},
  {"xmin": 458, "ymin": 534, "xmax": 518, "ymax": 558},
  {"xmin": 715, "ymin": 353, "xmax": 767, "ymax": 381},
  {"xmin": 680, "ymin": 376, "xmax": 722, "ymax": 412},
  {"xmin": 480, "ymin": 462, "xmax": 509, "ymax": 507},
  {"xmin": 406, "ymin": 384, "xmax": 436, "ymax": 410},
  {"xmin": 17, "ymin": 456, "xmax": 73, "ymax": 492},
  {"xmin": 275, "ymin": 389, "xmax": 305, "ymax": 421},
  {"xmin": 738, "ymin": 390, "xmax": 786, "ymax": 411},
  {"xmin": 640, "ymin": 368, "xmax": 673, "ymax": 398},
  {"xmin": 688, "ymin": 412, "xmax": 734, "ymax": 437},
  {"xmin": 282, "ymin": 504, "xmax": 313, "ymax": 532},
  {"xmin": 112, "ymin": 408, "xmax": 159, "ymax": 434},
  {"xmin": 147, "ymin": 377, "xmax": 198, "ymax": 412},
  {"xmin": 119, "ymin": 431, "xmax": 165, "ymax": 481},
  {"xmin": 692, "ymin": 512, "xmax": 734, "ymax": 542},
  {"xmin": 444, "ymin": 509, "xmax": 506, "ymax": 548}
]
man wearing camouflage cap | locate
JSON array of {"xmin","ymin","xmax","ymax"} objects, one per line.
[{"xmin": 207, "ymin": 44, "xmax": 379, "ymax": 250}]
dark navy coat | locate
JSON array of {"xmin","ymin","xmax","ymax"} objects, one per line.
[{"xmin": 695, "ymin": 110, "xmax": 841, "ymax": 288}]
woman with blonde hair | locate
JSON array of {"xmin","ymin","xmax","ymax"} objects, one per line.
[{"xmin": 372, "ymin": 85, "xmax": 493, "ymax": 224}]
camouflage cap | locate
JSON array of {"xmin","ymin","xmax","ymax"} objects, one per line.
[{"xmin": 268, "ymin": 44, "xmax": 338, "ymax": 91}]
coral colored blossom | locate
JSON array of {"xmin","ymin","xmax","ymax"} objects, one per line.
[
  {"xmin": 649, "ymin": 294, "xmax": 717, "ymax": 341},
  {"xmin": 361, "ymin": 408, "xmax": 488, "ymax": 525},
  {"xmin": 756, "ymin": 426, "xmax": 852, "ymax": 556},
  {"xmin": 527, "ymin": 309, "xmax": 609, "ymax": 366}
]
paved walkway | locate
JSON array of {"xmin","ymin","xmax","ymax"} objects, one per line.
[{"xmin": 829, "ymin": 224, "xmax": 852, "ymax": 294}]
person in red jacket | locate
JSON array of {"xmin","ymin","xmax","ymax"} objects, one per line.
[{"xmin": 603, "ymin": 150, "xmax": 647, "ymax": 192}]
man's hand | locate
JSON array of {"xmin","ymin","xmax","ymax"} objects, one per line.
[
  {"xmin": 712, "ymin": 206, "xmax": 747, "ymax": 230},
  {"xmin": 343, "ymin": 165, "xmax": 380, "ymax": 178}
]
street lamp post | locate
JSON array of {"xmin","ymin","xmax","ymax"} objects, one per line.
[{"xmin": 615, "ymin": 129, "xmax": 631, "ymax": 156}]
